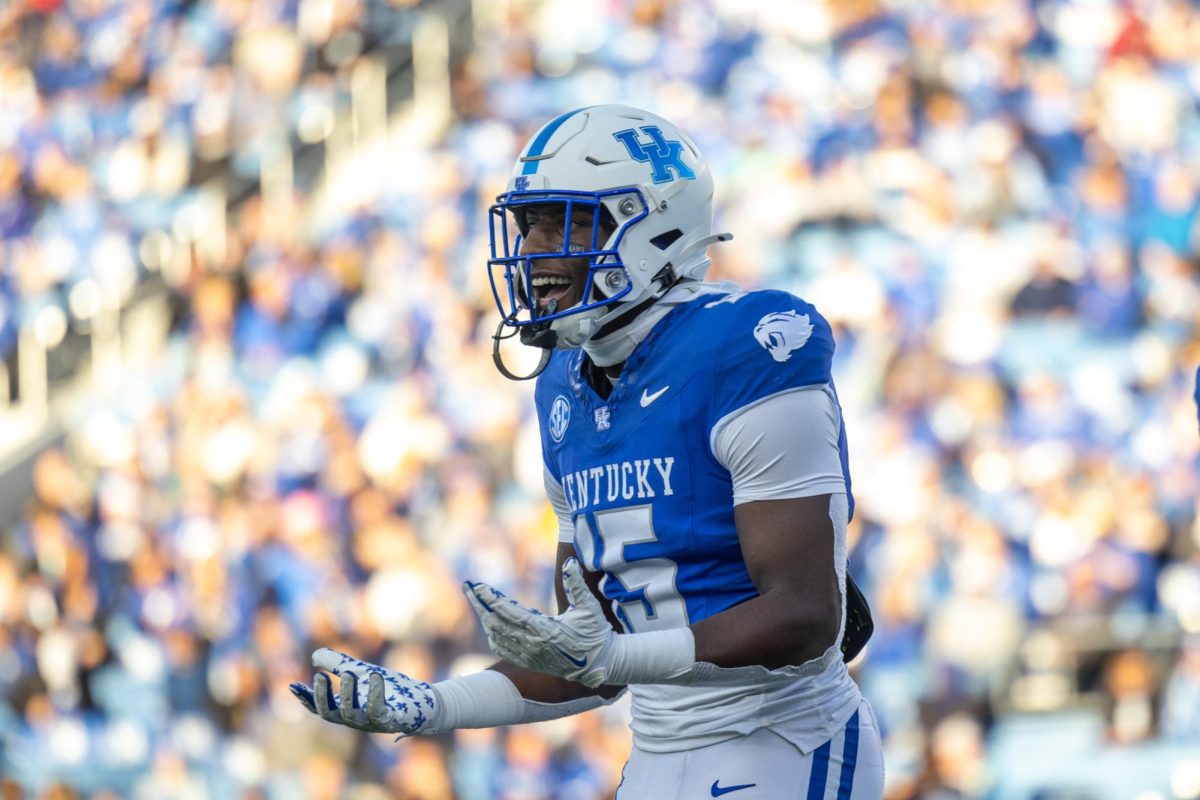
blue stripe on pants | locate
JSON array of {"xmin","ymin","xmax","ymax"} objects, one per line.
[
  {"xmin": 807, "ymin": 738, "xmax": 832, "ymax": 800},
  {"xmin": 836, "ymin": 711, "xmax": 860, "ymax": 800}
]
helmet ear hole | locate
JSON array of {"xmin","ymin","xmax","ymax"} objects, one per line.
[{"xmin": 649, "ymin": 229, "xmax": 683, "ymax": 250}]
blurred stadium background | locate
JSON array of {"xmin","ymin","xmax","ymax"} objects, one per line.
[{"xmin": 1, "ymin": 0, "xmax": 1199, "ymax": 797}]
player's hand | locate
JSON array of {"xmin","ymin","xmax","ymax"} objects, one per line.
[
  {"xmin": 463, "ymin": 558, "xmax": 616, "ymax": 687},
  {"xmin": 289, "ymin": 648, "xmax": 443, "ymax": 737}
]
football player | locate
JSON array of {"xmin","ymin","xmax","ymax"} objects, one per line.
[{"xmin": 291, "ymin": 105, "xmax": 884, "ymax": 798}]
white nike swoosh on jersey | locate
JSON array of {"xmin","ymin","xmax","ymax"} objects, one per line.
[{"xmin": 640, "ymin": 386, "xmax": 669, "ymax": 407}]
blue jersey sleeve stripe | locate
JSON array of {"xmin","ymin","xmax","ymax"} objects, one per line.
[
  {"xmin": 521, "ymin": 108, "xmax": 588, "ymax": 175},
  {"xmin": 836, "ymin": 710, "xmax": 860, "ymax": 800}
]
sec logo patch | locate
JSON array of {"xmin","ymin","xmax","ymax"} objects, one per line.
[{"xmin": 549, "ymin": 395, "xmax": 571, "ymax": 443}]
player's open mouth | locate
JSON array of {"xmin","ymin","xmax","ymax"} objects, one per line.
[{"xmin": 531, "ymin": 273, "xmax": 577, "ymax": 313}]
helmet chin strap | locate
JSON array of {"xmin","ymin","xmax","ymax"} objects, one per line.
[{"xmin": 492, "ymin": 301, "xmax": 557, "ymax": 381}]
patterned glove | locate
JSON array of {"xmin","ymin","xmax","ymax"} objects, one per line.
[
  {"xmin": 463, "ymin": 558, "xmax": 617, "ymax": 688},
  {"xmin": 289, "ymin": 648, "xmax": 443, "ymax": 737}
]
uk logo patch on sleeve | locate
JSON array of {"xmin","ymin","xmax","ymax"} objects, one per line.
[{"xmin": 753, "ymin": 310, "xmax": 813, "ymax": 363}]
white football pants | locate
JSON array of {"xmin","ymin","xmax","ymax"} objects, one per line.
[{"xmin": 615, "ymin": 697, "xmax": 884, "ymax": 799}]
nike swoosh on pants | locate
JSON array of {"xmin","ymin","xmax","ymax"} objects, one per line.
[{"xmin": 711, "ymin": 780, "xmax": 756, "ymax": 797}]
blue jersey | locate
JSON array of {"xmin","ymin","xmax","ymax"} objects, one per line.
[{"xmin": 535, "ymin": 289, "xmax": 853, "ymax": 635}]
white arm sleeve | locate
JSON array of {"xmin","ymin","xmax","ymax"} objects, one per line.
[
  {"xmin": 544, "ymin": 467, "xmax": 575, "ymax": 543},
  {"xmin": 432, "ymin": 670, "xmax": 624, "ymax": 731},
  {"xmin": 711, "ymin": 386, "xmax": 846, "ymax": 505}
]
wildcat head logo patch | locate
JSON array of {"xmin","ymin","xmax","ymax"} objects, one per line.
[{"xmin": 753, "ymin": 310, "xmax": 813, "ymax": 363}]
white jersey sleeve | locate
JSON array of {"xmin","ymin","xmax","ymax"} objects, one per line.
[
  {"xmin": 544, "ymin": 467, "xmax": 576, "ymax": 543},
  {"xmin": 710, "ymin": 385, "xmax": 847, "ymax": 505}
]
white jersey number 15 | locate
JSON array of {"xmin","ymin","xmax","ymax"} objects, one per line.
[{"xmin": 573, "ymin": 505, "xmax": 689, "ymax": 633}]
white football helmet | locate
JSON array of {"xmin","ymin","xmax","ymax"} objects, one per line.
[{"xmin": 488, "ymin": 105, "xmax": 728, "ymax": 369}]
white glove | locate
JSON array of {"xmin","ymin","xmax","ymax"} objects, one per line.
[
  {"xmin": 463, "ymin": 558, "xmax": 618, "ymax": 688},
  {"xmin": 289, "ymin": 648, "xmax": 443, "ymax": 737}
]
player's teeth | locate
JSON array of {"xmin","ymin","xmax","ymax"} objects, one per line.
[{"xmin": 531, "ymin": 277, "xmax": 572, "ymax": 287}]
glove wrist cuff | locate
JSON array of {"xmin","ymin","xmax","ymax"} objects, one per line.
[{"xmin": 604, "ymin": 627, "xmax": 696, "ymax": 685}]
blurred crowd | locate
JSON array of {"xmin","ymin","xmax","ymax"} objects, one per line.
[{"xmin": 2, "ymin": 0, "xmax": 1200, "ymax": 798}]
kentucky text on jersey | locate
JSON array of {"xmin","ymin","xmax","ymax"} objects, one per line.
[{"xmin": 562, "ymin": 457, "xmax": 676, "ymax": 512}]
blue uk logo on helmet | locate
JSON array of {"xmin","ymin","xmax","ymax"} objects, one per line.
[{"xmin": 612, "ymin": 126, "xmax": 697, "ymax": 184}]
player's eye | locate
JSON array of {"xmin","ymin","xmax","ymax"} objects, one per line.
[{"xmin": 521, "ymin": 207, "xmax": 559, "ymax": 231}]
